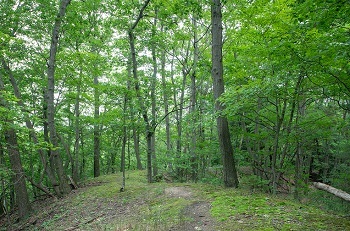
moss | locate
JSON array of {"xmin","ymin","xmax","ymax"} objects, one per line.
[{"xmin": 209, "ymin": 186, "xmax": 350, "ymax": 231}]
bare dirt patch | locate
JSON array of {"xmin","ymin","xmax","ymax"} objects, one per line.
[
  {"xmin": 165, "ymin": 187, "xmax": 217, "ymax": 231},
  {"xmin": 165, "ymin": 186, "xmax": 193, "ymax": 198}
]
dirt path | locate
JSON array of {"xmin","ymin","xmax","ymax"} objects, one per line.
[
  {"xmin": 165, "ymin": 187, "xmax": 217, "ymax": 231},
  {"xmin": 1, "ymin": 181, "xmax": 218, "ymax": 231}
]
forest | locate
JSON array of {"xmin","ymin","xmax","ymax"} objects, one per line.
[{"xmin": 0, "ymin": 0, "xmax": 350, "ymax": 227}]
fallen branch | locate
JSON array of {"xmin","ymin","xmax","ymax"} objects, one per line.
[
  {"xmin": 313, "ymin": 182, "xmax": 350, "ymax": 202},
  {"xmin": 25, "ymin": 176, "xmax": 57, "ymax": 199}
]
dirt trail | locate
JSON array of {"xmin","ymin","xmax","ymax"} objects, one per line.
[
  {"xmin": 1, "ymin": 183, "xmax": 218, "ymax": 231},
  {"xmin": 165, "ymin": 187, "xmax": 217, "ymax": 231}
]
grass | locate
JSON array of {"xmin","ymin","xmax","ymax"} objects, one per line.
[
  {"xmin": 197, "ymin": 178, "xmax": 350, "ymax": 231},
  {"xmin": 2, "ymin": 170, "xmax": 350, "ymax": 231}
]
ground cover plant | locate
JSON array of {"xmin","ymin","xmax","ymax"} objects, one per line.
[{"xmin": 1, "ymin": 170, "xmax": 349, "ymax": 231}]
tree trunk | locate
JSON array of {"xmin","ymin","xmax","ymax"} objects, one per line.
[
  {"xmin": 42, "ymin": 89, "xmax": 61, "ymax": 196},
  {"xmin": 0, "ymin": 143, "xmax": 5, "ymax": 217},
  {"xmin": 313, "ymin": 182, "xmax": 350, "ymax": 202},
  {"xmin": 211, "ymin": 0, "xmax": 239, "ymax": 188},
  {"xmin": 93, "ymin": 75, "xmax": 101, "ymax": 178},
  {"xmin": 129, "ymin": 29, "xmax": 153, "ymax": 182},
  {"xmin": 120, "ymin": 111, "xmax": 127, "ymax": 191},
  {"xmin": 127, "ymin": 59, "xmax": 143, "ymax": 170},
  {"xmin": 4, "ymin": 128, "xmax": 32, "ymax": 219},
  {"xmin": 1, "ymin": 57, "xmax": 60, "ymax": 194},
  {"xmin": 80, "ymin": 128, "xmax": 86, "ymax": 178},
  {"xmin": 73, "ymin": 70, "xmax": 81, "ymax": 182},
  {"xmin": 294, "ymin": 75, "xmax": 306, "ymax": 199},
  {"xmin": 133, "ymin": 124, "xmax": 142, "ymax": 170},
  {"xmin": 46, "ymin": 0, "xmax": 72, "ymax": 196},
  {"xmin": 160, "ymin": 38, "xmax": 171, "ymax": 170},
  {"xmin": 190, "ymin": 15, "xmax": 199, "ymax": 182},
  {"xmin": 0, "ymin": 76, "xmax": 31, "ymax": 219},
  {"xmin": 171, "ymin": 42, "xmax": 190, "ymax": 179},
  {"xmin": 151, "ymin": 9, "xmax": 158, "ymax": 177},
  {"xmin": 128, "ymin": 0, "xmax": 152, "ymax": 182}
]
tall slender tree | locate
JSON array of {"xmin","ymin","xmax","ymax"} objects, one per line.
[
  {"xmin": 93, "ymin": 75, "xmax": 101, "ymax": 178},
  {"xmin": 211, "ymin": 0, "xmax": 239, "ymax": 188},
  {"xmin": 46, "ymin": 0, "xmax": 72, "ymax": 196},
  {"xmin": 128, "ymin": 0, "xmax": 152, "ymax": 183}
]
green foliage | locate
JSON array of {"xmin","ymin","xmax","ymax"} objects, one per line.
[{"xmin": 0, "ymin": 0, "xmax": 349, "ymax": 221}]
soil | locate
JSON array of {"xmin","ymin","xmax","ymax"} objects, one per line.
[
  {"xmin": 165, "ymin": 186, "xmax": 217, "ymax": 231},
  {"xmin": 1, "ymin": 185, "xmax": 217, "ymax": 231}
]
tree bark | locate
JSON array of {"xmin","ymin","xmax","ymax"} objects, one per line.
[
  {"xmin": 129, "ymin": 29, "xmax": 153, "ymax": 183},
  {"xmin": 120, "ymin": 117, "xmax": 126, "ymax": 191},
  {"xmin": 1, "ymin": 57, "xmax": 60, "ymax": 195},
  {"xmin": 151, "ymin": 9, "xmax": 158, "ymax": 177},
  {"xmin": 313, "ymin": 182, "xmax": 350, "ymax": 202},
  {"xmin": 93, "ymin": 75, "xmax": 100, "ymax": 178},
  {"xmin": 172, "ymin": 42, "xmax": 191, "ymax": 179},
  {"xmin": 73, "ymin": 68, "xmax": 82, "ymax": 182},
  {"xmin": 128, "ymin": 0, "xmax": 152, "ymax": 183},
  {"xmin": 126, "ymin": 59, "xmax": 143, "ymax": 170},
  {"xmin": 190, "ymin": 15, "xmax": 199, "ymax": 182},
  {"xmin": 0, "ymin": 75, "xmax": 31, "ymax": 219},
  {"xmin": 160, "ymin": 38, "xmax": 171, "ymax": 170},
  {"xmin": 46, "ymin": 0, "xmax": 72, "ymax": 196},
  {"xmin": 211, "ymin": 0, "xmax": 239, "ymax": 188}
]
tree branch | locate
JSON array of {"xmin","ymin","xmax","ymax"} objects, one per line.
[{"xmin": 130, "ymin": 0, "xmax": 151, "ymax": 31}]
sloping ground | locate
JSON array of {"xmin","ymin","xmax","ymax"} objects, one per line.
[{"xmin": 1, "ymin": 170, "xmax": 350, "ymax": 231}]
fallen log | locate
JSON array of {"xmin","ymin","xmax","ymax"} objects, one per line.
[{"xmin": 312, "ymin": 182, "xmax": 350, "ymax": 202}]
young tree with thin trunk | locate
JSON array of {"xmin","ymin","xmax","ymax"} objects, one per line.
[
  {"xmin": 128, "ymin": 0, "xmax": 152, "ymax": 183},
  {"xmin": 93, "ymin": 75, "xmax": 101, "ymax": 178},
  {"xmin": 151, "ymin": 8, "xmax": 159, "ymax": 177}
]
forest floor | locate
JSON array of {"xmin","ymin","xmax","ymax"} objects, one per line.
[{"xmin": 1, "ymin": 170, "xmax": 350, "ymax": 231}]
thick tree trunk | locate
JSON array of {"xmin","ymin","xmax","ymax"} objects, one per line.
[
  {"xmin": 133, "ymin": 129, "xmax": 143, "ymax": 170},
  {"xmin": 46, "ymin": 0, "xmax": 72, "ymax": 196},
  {"xmin": 4, "ymin": 128, "xmax": 32, "ymax": 219},
  {"xmin": 1, "ymin": 58, "xmax": 59, "ymax": 194},
  {"xmin": 42, "ymin": 90, "xmax": 61, "ymax": 196},
  {"xmin": 211, "ymin": 0, "xmax": 239, "ymax": 188},
  {"xmin": 0, "ymin": 76, "xmax": 31, "ymax": 219}
]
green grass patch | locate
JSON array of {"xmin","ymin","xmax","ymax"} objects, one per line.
[
  {"xmin": 209, "ymin": 187, "xmax": 350, "ymax": 231},
  {"xmin": 6, "ymin": 170, "xmax": 350, "ymax": 231}
]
